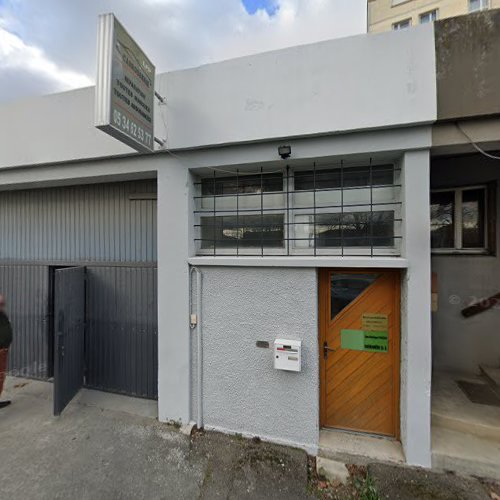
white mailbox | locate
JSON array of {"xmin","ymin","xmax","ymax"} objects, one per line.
[{"xmin": 274, "ymin": 339, "xmax": 302, "ymax": 372}]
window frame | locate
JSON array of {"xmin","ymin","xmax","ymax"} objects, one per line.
[
  {"xmin": 469, "ymin": 0, "xmax": 489, "ymax": 12},
  {"xmin": 288, "ymin": 165, "xmax": 401, "ymax": 257},
  {"xmin": 197, "ymin": 172, "xmax": 288, "ymax": 256},
  {"xmin": 392, "ymin": 18, "xmax": 412, "ymax": 30},
  {"xmin": 194, "ymin": 163, "xmax": 402, "ymax": 257},
  {"xmin": 419, "ymin": 9, "xmax": 438, "ymax": 24},
  {"xmin": 431, "ymin": 184, "xmax": 493, "ymax": 255}
]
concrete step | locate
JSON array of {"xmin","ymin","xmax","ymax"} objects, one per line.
[
  {"xmin": 480, "ymin": 365, "xmax": 500, "ymax": 388},
  {"xmin": 432, "ymin": 410, "xmax": 500, "ymax": 442},
  {"xmin": 432, "ymin": 426, "xmax": 500, "ymax": 482},
  {"xmin": 318, "ymin": 429, "xmax": 405, "ymax": 466},
  {"xmin": 432, "ymin": 371, "xmax": 500, "ymax": 443}
]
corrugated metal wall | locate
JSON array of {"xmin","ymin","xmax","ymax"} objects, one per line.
[
  {"xmin": 0, "ymin": 265, "xmax": 49, "ymax": 378},
  {"xmin": 0, "ymin": 180, "xmax": 158, "ymax": 399},
  {"xmin": 85, "ymin": 266, "xmax": 158, "ymax": 399},
  {"xmin": 0, "ymin": 180, "xmax": 157, "ymax": 263}
]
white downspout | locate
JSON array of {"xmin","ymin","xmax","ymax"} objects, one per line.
[{"xmin": 190, "ymin": 266, "xmax": 203, "ymax": 429}]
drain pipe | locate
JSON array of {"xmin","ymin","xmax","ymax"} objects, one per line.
[{"xmin": 189, "ymin": 266, "xmax": 203, "ymax": 429}]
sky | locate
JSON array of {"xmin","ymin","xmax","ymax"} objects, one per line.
[{"xmin": 0, "ymin": 0, "xmax": 367, "ymax": 103}]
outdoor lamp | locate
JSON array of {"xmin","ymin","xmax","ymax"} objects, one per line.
[{"xmin": 278, "ymin": 145, "xmax": 291, "ymax": 159}]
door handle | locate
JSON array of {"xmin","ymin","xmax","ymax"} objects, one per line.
[{"xmin": 323, "ymin": 341, "xmax": 335, "ymax": 359}]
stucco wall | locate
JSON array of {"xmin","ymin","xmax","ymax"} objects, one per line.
[
  {"xmin": 431, "ymin": 154, "xmax": 500, "ymax": 373},
  {"xmin": 191, "ymin": 266, "xmax": 319, "ymax": 452}
]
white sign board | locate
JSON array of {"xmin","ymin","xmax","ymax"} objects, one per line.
[{"xmin": 95, "ymin": 14, "xmax": 155, "ymax": 153}]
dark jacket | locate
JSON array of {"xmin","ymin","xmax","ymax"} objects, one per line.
[{"xmin": 0, "ymin": 312, "xmax": 13, "ymax": 349}]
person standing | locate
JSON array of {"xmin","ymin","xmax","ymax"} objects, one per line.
[{"xmin": 0, "ymin": 294, "xmax": 13, "ymax": 409}]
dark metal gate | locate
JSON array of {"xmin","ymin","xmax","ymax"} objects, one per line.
[
  {"xmin": 0, "ymin": 180, "xmax": 158, "ymax": 402},
  {"xmin": 53, "ymin": 267, "xmax": 85, "ymax": 415},
  {"xmin": 85, "ymin": 266, "xmax": 158, "ymax": 399}
]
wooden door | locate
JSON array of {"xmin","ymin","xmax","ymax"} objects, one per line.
[{"xmin": 319, "ymin": 269, "xmax": 400, "ymax": 437}]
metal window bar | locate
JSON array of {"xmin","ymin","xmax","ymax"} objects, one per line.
[
  {"xmin": 194, "ymin": 163, "xmax": 402, "ymax": 257},
  {"xmin": 261, "ymin": 167, "xmax": 264, "ymax": 257},
  {"xmin": 313, "ymin": 162, "xmax": 317, "ymax": 257},
  {"xmin": 286, "ymin": 165, "xmax": 290, "ymax": 256},
  {"xmin": 236, "ymin": 169, "xmax": 239, "ymax": 257},
  {"xmin": 369, "ymin": 158, "xmax": 374, "ymax": 258},
  {"xmin": 213, "ymin": 170, "xmax": 216, "ymax": 256},
  {"xmin": 341, "ymin": 160, "xmax": 344, "ymax": 257}
]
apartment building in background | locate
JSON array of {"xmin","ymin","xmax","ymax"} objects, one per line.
[{"xmin": 368, "ymin": 0, "xmax": 500, "ymax": 32}]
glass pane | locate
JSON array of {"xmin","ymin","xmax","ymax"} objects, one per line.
[
  {"xmin": 393, "ymin": 19, "xmax": 411, "ymax": 30},
  {"xmin": 294, "ymin": 165, "xmax": 394, "ymax": 191},
  {"xmin": 469, "ymin": 0, "xmax": 488, "ymax": 12},
  {"xmin": 295, "ymin": 211, "xmax": 395, "ymax": 248},
  {"xmin": 462, "ymin": 189, "xmax": 485, "ymax": 249},
  {"xmin": 200, "ymin": 214, "xmax": 284, "ymax": 249},
  {"xmin": 420, "ymin": 10, "xmax": 437, "ymax": 23},
  {"xmin": 331, "ymin": 273, "xmax": 379, "ymax": 319},
  {"xmin": 201, "ymin": 173, "xmax": 283, "ymax": 196},
  {"xmin": 431, "ymin": 192, "xmax": 455, "ymax": 248}
]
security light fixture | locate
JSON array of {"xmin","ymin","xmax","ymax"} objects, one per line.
[{"xmin": 278, "ymin": 145, "xmax": 291, "ymax": 159}]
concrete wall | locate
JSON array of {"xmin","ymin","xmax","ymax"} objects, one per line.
[
  {"xmin": 160, "ymin": 26, "xmax": 436, "ymax": 150},
  {"xmin": 157, "ymin": 161, "xmax": 194, "ymax": 423},
  {"xmin": 190, "ymin": 266, "xmax": 319, "ymax": 452},
  {"xmin": 431, "ymin": 154, "xmax": 500, "ymax": 373},
  {"xmin": 400, "ymin": 150, "xmax": 432, "ymax": 467},
  {"xmin": 436, "ymin": 9, "xmax": 500, "ymax": 120},
  {"xmin": 0, "ymin": 26, "xmax": 436, "ymax": 168},
  {"xmin": 0, "ymin": 88, "xmax": 133, "ymax": 169}
]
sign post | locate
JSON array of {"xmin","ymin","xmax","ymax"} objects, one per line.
[{"xmin": 95, "ymin": 13, "xmax": 156, "ymax": 153}]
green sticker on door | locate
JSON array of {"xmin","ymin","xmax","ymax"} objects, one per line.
[{"xmin": 341, "ymin": 329, "xmax": 388, "ymax": 353}]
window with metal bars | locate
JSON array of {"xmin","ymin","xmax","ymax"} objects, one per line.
[{"xmin": 194, "ymin": 162, "xmax": 402, "ymax": 257}]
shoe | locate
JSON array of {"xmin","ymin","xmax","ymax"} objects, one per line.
[{"xmin": 0, "ymin": 401, "xmax": 11, "ymax": 408}]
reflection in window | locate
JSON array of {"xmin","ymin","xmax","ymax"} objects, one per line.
[
  {"xmin": 200, "ymin": 214, "xmax": 284, "ymax": 249},
  {"xmin": 431, "ymin": 186, "xmax": 490, "ymax": 252},
  {"xmin": 201, "ymin": 173, "xmax": 283, "ymax": 196},
  {"xmin": 462, "ymin": 189, "xmax": 485, "ymax": 248},
  {"xmin": 420, "ymin": 10, "xmax": 438, "ymax": 24},
  {"xmin": 431, "ymin": 191, "xmax": 455, "ymax": 249},
  {"xmin": 294, "ymin": 165, "xmax": 394, "ymax": 191},
  {"xmin": 393, "ymin": 18, "xmax": 411, "ymax": 30},
  {"xmin": 331, "ymin": 273, "xmax": 379, "ymax": 319},
  {"xmin": 469, "ymin": 0, "xmax": 489, "ymax": 12},
  {"xmin": 296, "ymin": 211, "xmax": 395, "ymax": 248}
]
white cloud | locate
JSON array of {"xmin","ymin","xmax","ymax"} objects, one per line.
[
  {"xmin": 0, "ymin": 27, "xmax": 92, "ymax": 94},
  {"xmin": 0, "ymin": 0, "xmax": 366, "ymax": 102}
]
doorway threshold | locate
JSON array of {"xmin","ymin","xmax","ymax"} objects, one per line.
[
  {"xmin": 73, "ymin": 388, "xmax": 158, "ymax": 420},
  {"xmin": 319, "ymin": 428, "xmax": 405, "ymax": 465}
]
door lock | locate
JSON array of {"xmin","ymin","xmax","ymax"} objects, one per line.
[{"xmin": 323, "ymin": 341, "xmax": 335, "ymax": 359}]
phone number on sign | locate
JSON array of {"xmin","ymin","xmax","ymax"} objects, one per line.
[{"xmin": 113, "ymin": 109, "xmax": 153, "ymax": 148}]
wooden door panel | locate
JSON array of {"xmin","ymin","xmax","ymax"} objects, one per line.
[{"xmin": 320, "ymin": 269, "xmax": 400, "ymax": 437}]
